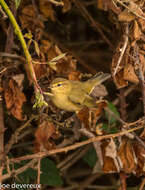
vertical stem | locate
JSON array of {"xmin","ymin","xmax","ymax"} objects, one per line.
[
  {"xmin": 0, "ymin": 100, "xmax": 4, "ymax": 183},
  {"xmin": 0, "ymin": 0, "xmax": 40, "ymax": 92}
]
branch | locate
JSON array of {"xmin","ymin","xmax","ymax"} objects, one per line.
[{"xmin": 10, "ymin": 124, "xmax": 144, "ymax": 162}]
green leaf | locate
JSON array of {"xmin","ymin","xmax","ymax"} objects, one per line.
[
  {"xmin": 83, "ymin": 147, "xmax": 97, "ymax": 168},
  {"xmin": 15, "ymin": 0, "xmax": 21, "ymax": 9},
  {"xmin": 105, "ymin": 102, "xmax": 120, "ymax": 124},
  {"xmin": 33, "ymin": 40, "xmax": 40, "ymax": 56},
  {"xmin": 4, "ymin": 158, "xmax": 62, "ymax": 188},
  {"xmin": 14, "ymin": 161, "xmax": 37, "ymax": 183},
  {"xmin": 33, "ymin": 92, "xmax": 48, "ymax": 109},
  {"xmin": 40, "ymin": 158, "xmax": 63, "ymax": 186}
]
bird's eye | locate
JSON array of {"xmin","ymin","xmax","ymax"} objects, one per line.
[{"xmin": 57, "ymin": 83, "xmax": 62, "ymax": 87}]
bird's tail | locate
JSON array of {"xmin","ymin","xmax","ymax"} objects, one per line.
[{"xmin": 84, "ymin": 72, "xmax": 111, "ymax": 94}]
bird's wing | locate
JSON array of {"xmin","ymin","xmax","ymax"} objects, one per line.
[
  {"xmin": 68, "ymin": 82, "xmax": 86, "ymax": 105},
  {"xmin": 68, "ymin": 82, "xmax": 95, "ymax": 107}
]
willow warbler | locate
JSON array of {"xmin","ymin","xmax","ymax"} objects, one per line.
[{"xmin": 48, "ymin": 73, "xmax": 110, "ymax": 112}]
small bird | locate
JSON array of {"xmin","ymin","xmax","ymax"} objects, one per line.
[{"xmin": 48, "ymin": 73, "xmax": 110, "ymax": 112}]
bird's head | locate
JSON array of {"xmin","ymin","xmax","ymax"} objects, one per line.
[{"xmin": 50, "ymin": 78, "xmax": 71, "ymax": 95}]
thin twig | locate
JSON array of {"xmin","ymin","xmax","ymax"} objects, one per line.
[
  {"xmin": 60, "ymin": 146, "xmax": 90, "ymax": 172},
  {"xmin": 2, "ymin": 159, "xmax": 37, "ymax": 181},
  {"xmin": 113, "ymin": 23, "xmax": 129, "ymax": 76},
  {"xmin": 115, "ymin": 0, "xmax": 145, "ymax": 20},
  {"xmin": 10, "ymin": 124, "xmax": 144, "ymax": 163},
  {"xmin": 139, "ymin": 177, "xmax": 145, "ymax": 190},
  {"xmin": 105, "ymin": 107, "xmax": 145, "ymax": 148},
  {"xmin": 73, "ymin": 0, "xmax": 114, "ymax": 49},
  {"xmin": 5, "ymin": 115, "xmax": 38, "ymax": 154},
  {"xmin": 49, "ymin": 0, "xmax": 63, "ymax": 6},
  {"xmin": 0, "ymin": 95, "xmax": 5, "ymax": 183},
  {"xmin": 37, "ymin": 158, "xmax": 41, "ymax": 190}
]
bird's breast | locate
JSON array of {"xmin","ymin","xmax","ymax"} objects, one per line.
[{"xmin": 51, "ymin": 93, "xmax": 81, "ymax": 111}]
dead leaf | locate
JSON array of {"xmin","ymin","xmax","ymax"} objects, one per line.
[
  {"xmin": 19, "ymin": 5, "xmax": 44, "ymax": 30},
  {"xmin": 118, "ymin": 1, "xmax": 144, "ymax": 22},
  {"xmin": 117, "ymin": 138, "xmax": 136, "ymax": 173},
  {"xmin": 124, "ymin": 63, "xmax": 139, "ymax": 84},
  {"xmin": 102, "ymin": 140, "xmax": 118, "ymax": 173},
  {"xmin": 129, "ymin": 1, "xmax": 145, "ymax": 18},
  {"xmin": 77, "ymin": 107, "xmax": 89, "ymax": 128},
  {"xmin": 132, "ymin": 20, "xmax": 142, "ymax": 40},
  {"xmin": 111, "ymin": 42, "xmax": 129, "ymax": 89},
  {"xmin": 62, "ymin": 0, "xmax": 71, "ymax": 13},
  {"xmin": 113, "ymin": 70, "xmax": 128, "ymax": 89},
  {"xmin": 12, "ymin": 74, "xmax": 24, "ymax": 90},
  {"xmin": 4, "ymin": 79, "xmax": 26, "ymax": 120},
  {"xmin": 118, "ymin": 9, "xmax": 135, "ymax": 22},
  {"xmin": 40, "ymin": 40, "xmax": 52, "ymax": 55},
  {"xmin": 105, "ymin": 138, "xmax": 120, "ymax": 172},
  {"xmin": 68, "ymin": 71, "xmax": 82, "ymax": 81},
  {"xmin": 139, "ymin": 54, "xmax": 145, "ymax": 74},
  {"xmin": 134, "ymin": 142, "xmax": 145, "ymax": 176},
  {"xmin": 24, "ymin": 61, "xmax": 47, "ymax": 84},
  {"xmin": 95, "ymin": 123, "xmax": 103, "ymax": 135},
  {"xmin": 39, "ymin": 0, "xmax": 56, "ymax": 21},
  {"xmin": 34, "ymin": 121, "xmax": 58, "ymax": 151},
  {"xmin": 56, "ymin": 56, "xmax": 77, "ymax": 76},
  {"xmin": 138, "ymin": 18, "xmax": 145, "ymax": 31}
]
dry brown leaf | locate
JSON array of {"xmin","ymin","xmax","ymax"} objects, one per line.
[
  {"xmin": 139, "ymin": 54, "xmax": 145, "ymax": 74},
  {"xmin": 24, "ymin": 62, "xmax": 47, "ymax": 84},
  {"xmin": 105, "ymin": 138, "xmax": 120, "ymax": 172},
  {"xmin": 19, "ymin": 5, "xmax": 44, "ymax": 30},
  {"xmin": 39, "ymin": 0, "xmax": 55, "ymax": 21},
  {"xmin": 56, "ymin": 56, "xmax": 77, "ymax": 76},
  {"xmin": 62, "ymin": 0, "xmax": 71, "ymax": 13},
  {"xmin": 138, "ymin": 18, "xmax": 145, "ymax": 31},
  {"xmin": 118, "ymin": 9, "xmax": 135, "ymax": 22},
  {"xmin": 89, "ymin": 101, "xmax": 107, "ymax": 130},
  {"xmin": 4, "ymin": 79, "xmax": 26, "ymax": 120},
  {"xmin": 12, "ymin": 74, "xmax": 24, "ymax": 90},
  {"xmin": 77, "ymin": 107, "xmax": 89, "ymax": 128},
  {"xmin": 102, "ymin": 140, "xmax": 118, "ymax": 173},
  {"xmin": 34, "ymin": 121, "xmax": 57, "ymax": 151},
  {"xmin": 118, "ymin": 1, "xmax": 144, "ymax": 22},
  {"xmin": 40, "ymin": 40, "xmax": 52, "ymax": 56},
  {"xmin": 113, "ymin": 70, "xmax": 128, "ymax": 89},
  {"xmin": 33, "ymin": 64, "xmax": 47, "ymax": 80},
  {"xmin": 133, "ymin": 20, "xmax": 142, "ymax": 40},
  {"xmin": 129, "ymin": 1, "xmax": 145, "ymax": 18},
  {"xmin": 134, "ymin": 142, "xmax": 145, "ymax": 176},
  {"xmin": 124, "ymin": 63, "xmax": 139, "ymax": 84},
  {"xmin": 95, "ymin": 123, "xmax": 103, "ymax": 135},
  {"xmin": 106, "ymin": 0, "xmax": 121, "ymax": 14},
  {"xmin": 68, "ymin": 71, "xmax": 82, "ymax": 81},
  {"xmin": 117, "ymin": 138, "xmax": 136, "ymax": 173}
]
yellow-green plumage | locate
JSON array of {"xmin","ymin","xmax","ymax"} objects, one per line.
[{"xmin": 49, "ymin": 73, "xmax": 110, "ymax": 112}]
